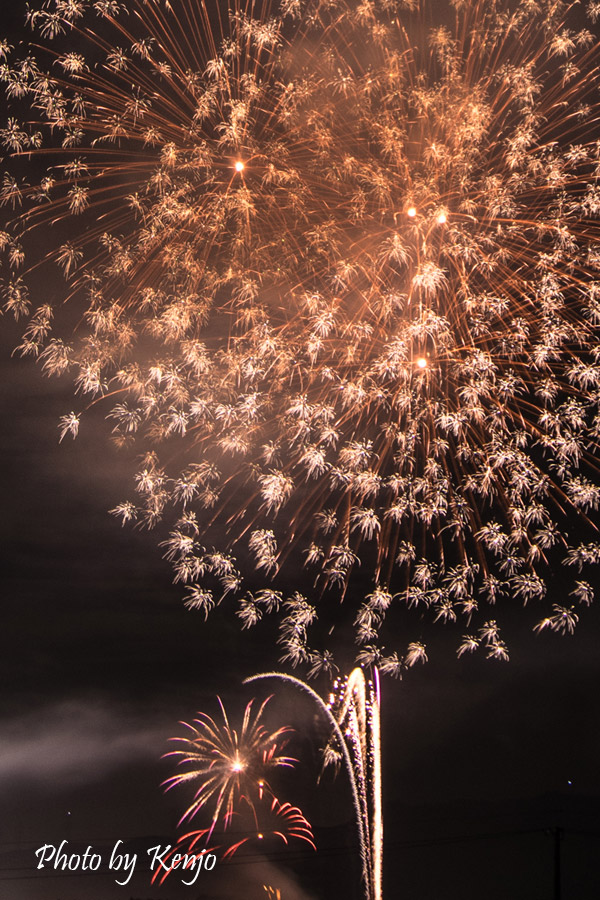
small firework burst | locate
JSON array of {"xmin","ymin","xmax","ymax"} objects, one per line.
[
  {"xmin": 162, "ymin": 695, "xmax": 314, "ymax": 858},
  {"xmin": 164, "ymin": 696, "xmax": 295, "ymax": 826}
]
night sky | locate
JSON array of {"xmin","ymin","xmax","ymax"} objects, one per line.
[
  {"xmin": 2, "ymin": 3, "xmax": 600, "ymax": 900},
  {"xmin": 2, "ymin": 289, "xmax": 600, "ymax": 900}
]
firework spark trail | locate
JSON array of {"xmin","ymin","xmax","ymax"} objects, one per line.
[
  {"xmin": 333, "ymin": 668, "xmax": 382, "ymax": 900},
  {"xmin": 370, "ymin": 678, "xmax": 382, "ymax": 900},
  {"xmin": 339, "ymin": 668, "xmax": 382, "ymax": 900},
  {"xmin": 150, "ymin": 796, "xmax": 315, "ymax": 886},
  {"xmin": 245, "ymin": 672, "xmax": 371, "ymax": 895},
  {"xmin": 246, "ymin": 668, "xmax": 382, "ymax": 900},
  {"xmin": 3, "ymin": 0, "xmax": 600, "ymax": 670}
]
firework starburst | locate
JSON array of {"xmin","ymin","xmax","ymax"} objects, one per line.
[
  {"xmin": 163, "ymin": 696, "xmax": 297, "ymax": 830},
  {"xmin": 3, "ymin": 0, "xmax": 600, "ymax": 671}
]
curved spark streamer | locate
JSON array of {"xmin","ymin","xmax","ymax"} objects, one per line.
[
  {"xmin": 333, "ymin": 668, "xmax": 382, "ymax": 900},
  {"xmin": 245, "ymin": 669, "xmax": 382, "ymax": 900},
  {"xmin": 244, "ymin": 672, "xmax": 370, "ymax": 894}
]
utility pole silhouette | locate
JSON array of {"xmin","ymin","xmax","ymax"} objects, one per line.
[{"xmin": 553, "ymin": 827, "xmax": 562, "ymax": 900}]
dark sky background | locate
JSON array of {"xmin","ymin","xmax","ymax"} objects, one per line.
[
  {"xmin": 2, "ymin": 288, "xmax": 600, "ymax": 900},
  {"xmin": 2, "ymin": 335, "xmax": 600, "ymax": 900},
  {"xmin": 2, "ymin": 3, "xmax": 600, "ymax": 900}
]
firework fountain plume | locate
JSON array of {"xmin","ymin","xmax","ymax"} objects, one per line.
[{"xmin": 246, "ymin": 669, "xmax": 383, "ymax": 900}]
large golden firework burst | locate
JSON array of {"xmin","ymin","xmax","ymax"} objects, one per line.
[{"xmin": 3, "ymin": 0, "xmax": 600, "ymax": 673}]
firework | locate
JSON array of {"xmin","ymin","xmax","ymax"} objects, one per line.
[
  {"xmin": 3, "ymin": 0, "xmax": 600, "ymax": 671},
  {"xmin": 161, "ymin": 694, "xmax": 314, "ymax": 865},
  {"xmin": 328, "ymin": 669, "xmax": 382, "ymax": 900},
  {"xmin": 264, "ymin": 888, "xmax": 282, "ymax": 900},
  {"xmin": 247, "ymin": 668, "xmax": 382, "ymax": 900},
  {"xmin": 150, "ymin": 795, "xmax": 314, "ymax": 885},
  {"xmin": 164, "ymin": 696, "xmax": 296, "ymax": 825}
]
